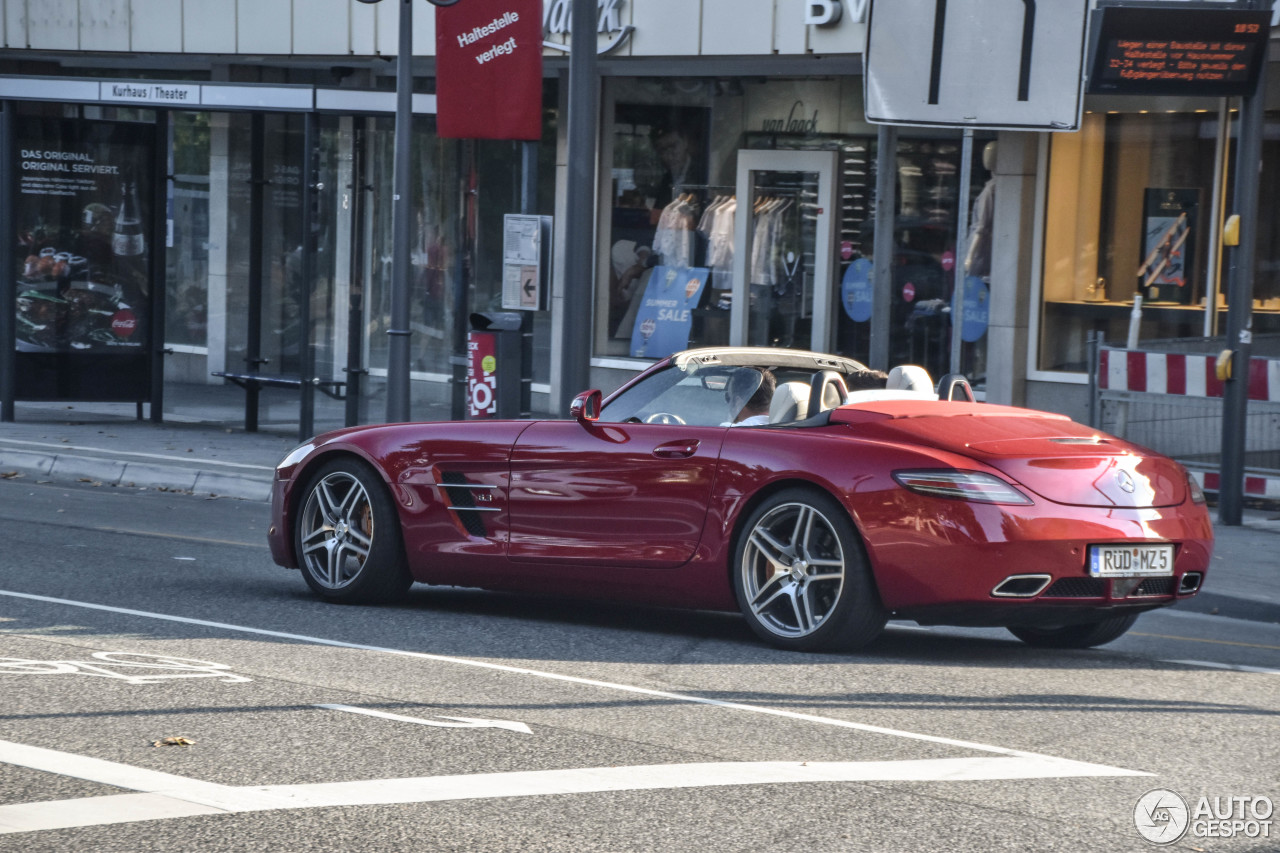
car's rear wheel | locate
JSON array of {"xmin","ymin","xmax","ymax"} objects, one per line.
[
  {"xmin": 1007, "ymin": 613, "xmax": 1139, "ymax": 649},
  {"xmin": 295, "ymin": 458, "xmax": 411, "ymax": 603},
  {"xmin": 733, "ymin": 488, "xmax": 886, "ymax": 652}
]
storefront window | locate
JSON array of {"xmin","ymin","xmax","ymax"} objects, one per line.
[
  {"xmin": 599, "ymin": 76, "xmax": 990, "ymax": 389},
  {"xmin": 1040, "ymin": 105, "xmax": 1221, "ymax": 372}
]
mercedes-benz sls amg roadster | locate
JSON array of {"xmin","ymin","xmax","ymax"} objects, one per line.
[{"xmin": 267, "ymin": 347, "xmax": 1212, "ymax": 652}]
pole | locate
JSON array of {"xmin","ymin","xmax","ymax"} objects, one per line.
[
  {"xmin": 557, "ymin": 0, "xmax": 598, "ymax": 413},
  {"xmin": 1203, "ymin": 98, "xmax": 1231, "ymax": 338},
  {"xmin": 299, "ymin": 112, "xmax": 318, "ymax": 442},
  {"xmin": 1219, "ymin": 77, "xmax": 1266, "ymax": 524},
  {"xmin": 150, "ymin": 110, "xmax": 169, "ymax": 423},
  {"xmin": 870, "ymin": 124, "xmax": 897, "ymax": 372},
  {"xmin": 950, "ymin": 129, "xmax": 973, "ymax": 375},
  {"xmin": 386, "ymin": 0, "xmax": 414, "ymax": 423},
  {"xmin": 0, "ymin": 102, "xmax": 14, "ymax": 422},
  {"xmin": 246, "ymin": 114, "xmax": 266, "ymax": 432}
]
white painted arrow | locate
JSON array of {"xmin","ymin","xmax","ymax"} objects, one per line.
[{"xmin": 316, "ymin": 704, "xmax": 533, "ymax": 734}]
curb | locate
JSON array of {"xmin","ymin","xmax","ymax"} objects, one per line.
[
  {"xmin": 0, "ymin": 448, "xmax": 272, "ymax": 502},
  {"xmin": 1179, "ymin": 592, "xmax": 1280, "ymax": 625}
]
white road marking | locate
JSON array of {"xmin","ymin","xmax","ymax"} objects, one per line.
[
  {"xmin": 0, "ymin": 652, "xmax": 250, "ymax": 684},
  {"xmin": 0, "ymin": 588, "xmax": 1085, "ymax": 761},
  {"xmin": 1161, "ymin": 659, "xmax": 1280, "ymax": 675},
  {"xmin": 0, "ymin": 438, "xmax": 272, "ymax": 471},
  {"xmin": 0, "ymin": 737, "xmax": 1148, "ymax": 835},
  {"xmin": 316, "ymin": 703, "xmax": 532, "ymax": 734}
]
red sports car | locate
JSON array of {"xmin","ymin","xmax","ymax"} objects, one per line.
[{"xmin": 267, "ymin": 347, "xmax": 1213, "ymax": 652}]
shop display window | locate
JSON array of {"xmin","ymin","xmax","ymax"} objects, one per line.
[
  {"xmin": 598, "ymin": 76, "xmax": 990, "ymax": 389},
  {"xmin": 1039, "ymin": 86, "xmax": 1280, "ymax": 376}
]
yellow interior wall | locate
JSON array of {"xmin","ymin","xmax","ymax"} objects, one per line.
[{"xmin": 1043, "ymin": 113, "xmax": 1104, "ymax": 302}]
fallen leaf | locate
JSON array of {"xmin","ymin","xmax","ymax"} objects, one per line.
[
  {"xmin": 1, "ymin": 472, "xmax": 22, "ymax": 480},
  {"xmin": 152, "ymin": 736, "xmax": 196, "ymax": 748}
]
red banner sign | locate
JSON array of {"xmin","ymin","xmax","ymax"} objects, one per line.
[{"xmin": 435, "ymin": 0, "xmax": 543, "ymax": 141}]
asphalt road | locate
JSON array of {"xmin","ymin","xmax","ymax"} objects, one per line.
[{"xmin": 0, "ymin": 479, "xmax": 1276, "ymax": 852}]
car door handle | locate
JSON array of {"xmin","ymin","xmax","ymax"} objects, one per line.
[{"xmin": 653, "ymin": 440, "xmax": 700, "ymax": 459}]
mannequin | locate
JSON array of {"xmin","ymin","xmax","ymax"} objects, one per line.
[{"xmin": 964, "ymin": 141, "xmax": 997, "ymax": 279}]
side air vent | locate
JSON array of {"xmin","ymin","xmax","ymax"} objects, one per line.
[
  {"xmin": 991, "ymin": 574, "xmax": 1052, "ymax": 598},
  {"xmin": 440, "ymin": 471, "xmax": 496, "ymax": 537}
]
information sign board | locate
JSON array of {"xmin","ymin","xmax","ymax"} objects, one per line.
[
  {"xmin": 1086, "ymin": 5, "xmax": 1271, "ymax": 97},
  {"xmin": 12, "ymin": 118, "xmax": 155, "ymax": 401},
  {"xmin": 865, "ymin": 0, "xmax": 1089, "ymax": 130},
  {"xmin": 501, "ymin": 214, "xmax": 551, "ymax": 311}
]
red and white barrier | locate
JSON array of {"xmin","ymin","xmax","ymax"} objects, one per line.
[
  {"xmin": 1098, "ymin": 348, "xmax": 1280, "ymax": 402},
  {"xmin": 1194, "ymin": 469, "xmax": 1280, "ymax": 500}
]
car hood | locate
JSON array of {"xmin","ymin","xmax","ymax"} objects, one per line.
[{"xmin": 831, "ymin": 401, "xmax": 1187, "ymax": 508}]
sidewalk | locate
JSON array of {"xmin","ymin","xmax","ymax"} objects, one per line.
[{"xmin": 2, "ymin": 400, "xmax": 1277, "ymax": 624}]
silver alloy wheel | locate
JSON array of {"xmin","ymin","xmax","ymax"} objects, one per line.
[
  {"xmin": 299, "ymin": 471, "xmax": 375, "ymax": 590},
  {"xmin": 740, "ymin": 501, "xmax": 846, "ymax": 638}
]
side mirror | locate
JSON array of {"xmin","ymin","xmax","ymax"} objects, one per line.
[{"xmin": 570, "ymin": 389, "xmax": 602, "ymax": 423}]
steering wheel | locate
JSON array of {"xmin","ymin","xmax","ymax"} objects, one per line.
[{"xmin": 644, "ymin": 412, "xmax": 687, "ymax": 425}]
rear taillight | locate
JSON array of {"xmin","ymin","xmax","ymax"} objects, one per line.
[
  {"xmin": 1185, "ymin": 469, "xmax": 1207, "ymax": 505},
  {"xmin": 892, "ymin": 470, "xmax": 1033, "ymax": 505}
]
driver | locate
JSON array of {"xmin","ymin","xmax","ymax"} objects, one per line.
[{"xmin": 724, "ymin": 368, "xmax": 776, "ymax": 426}]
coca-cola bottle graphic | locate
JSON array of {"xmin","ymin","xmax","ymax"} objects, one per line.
[
  {"xmin": 112, "ymin": 179, "xmax": 145, "ymax": 258},
  {"xmin": 110, "ymin": 178, "xmax": 147, "ymax": 298}
]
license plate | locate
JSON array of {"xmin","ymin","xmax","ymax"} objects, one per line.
[{"xmin": 1088, "ymin": 544, "xmax": 1174, "ymax": 577}]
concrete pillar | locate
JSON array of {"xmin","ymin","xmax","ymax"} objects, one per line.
[{"xmin": 984, "ymin": 131, "xmax": 1039, "ymax": 407}]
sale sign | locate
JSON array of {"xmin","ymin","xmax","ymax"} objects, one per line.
[{"xmin": 435, "ymin": 0, "xmax": 543, "ymax": 140}]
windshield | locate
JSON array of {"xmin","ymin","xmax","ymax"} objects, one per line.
[{"xmin": 601, "ymin": 363, "xmax": 753, "ymax": 426}]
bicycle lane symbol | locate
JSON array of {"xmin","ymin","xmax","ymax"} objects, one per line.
[{"xmin": 0, "ymin": 652, "xmax": 252, "ymax": 685}]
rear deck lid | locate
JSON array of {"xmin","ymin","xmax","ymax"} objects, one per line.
[{"xmin": 831, "ymin": 401, "xmax": 1187, "ymax": 508}]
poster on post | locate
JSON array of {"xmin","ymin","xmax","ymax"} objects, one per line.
[
  {"xmin": 1139, "ymin": 188, "xmax": 1199, "ymax": 305},
  {"xmin": 629, "ymin": 266, "xmax": 709, "ymax": 359},
  {"xmin": 12, "ymin": 118, "xmax": 154, "ymax": 400}
]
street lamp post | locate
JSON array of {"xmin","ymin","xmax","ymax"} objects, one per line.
[{"xmin": 356, "ymin": 0, "xmax": 459, "ymax": 424}]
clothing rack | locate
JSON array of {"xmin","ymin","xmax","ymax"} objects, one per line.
[{"xmin": 673, "ymin": 183, "xmax": 734, "ymax": 192}]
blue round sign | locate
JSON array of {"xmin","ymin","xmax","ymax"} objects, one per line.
[{"xmin": 841, "ymin": 258, "xmax": 874, "ymax": 323}]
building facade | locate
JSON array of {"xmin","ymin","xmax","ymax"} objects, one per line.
[{"xmin": 0, "ymin": 0, "xmax": 1276, "ymax": 432}]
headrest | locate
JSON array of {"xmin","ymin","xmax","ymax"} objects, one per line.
[
  {"xmin": 886, "ymin": 365, "xmax": 934, "ymax": 394},
  {"xmin": 769, "ymin": 381, "xmax": 810, "ymax": 423}
]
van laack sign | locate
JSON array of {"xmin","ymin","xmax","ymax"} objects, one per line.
[{"xmin": 436, "ymin": 0, "xmax": 542, "ymax": 141}]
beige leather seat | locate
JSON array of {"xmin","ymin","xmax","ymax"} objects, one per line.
[
  {"xmin": 768, "ymin": 381, "xmax": 810, "ymax": 423},
  {"xmin": 886, "ymin": 365, "xmax": 934, "ymax": 394}
]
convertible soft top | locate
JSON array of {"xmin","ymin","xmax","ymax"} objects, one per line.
[{"xmin": 671, "ymin": 347, "xmax": 868, "ymax": 374}]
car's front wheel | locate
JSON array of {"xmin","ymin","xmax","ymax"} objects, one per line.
[
  {"xmin": 294, "ymin": 458, "xmax": 411, "ymax": 603},
  {"xmin": 733, "ymin": 488, "xmax": 886, "ymax": 652},
  {"xmin": 1007, "ymin": 613, "xmax": 1139, "ymax": 649}
]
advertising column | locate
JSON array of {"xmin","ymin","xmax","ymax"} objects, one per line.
[{"xmin": 12, "ymin": 118, "xmax": 155, "ymax": 400}]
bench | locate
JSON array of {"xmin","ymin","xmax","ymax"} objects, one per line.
[{"xmin": 212, "ymin": 371, "xmax": 347, "ymax": 432}]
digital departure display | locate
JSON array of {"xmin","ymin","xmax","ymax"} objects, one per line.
[{"xmin": 1087, "ymin": 5, "xmax": 1272, "ymax": 97}]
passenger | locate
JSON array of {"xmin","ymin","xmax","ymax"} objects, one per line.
[
  {"xmin": 725, "ymin": 368, "xmax": 776, "ymax": 426},
  {"xmin": 846, "ymin": 368, "xmax": 889, "ymax": 391}
]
